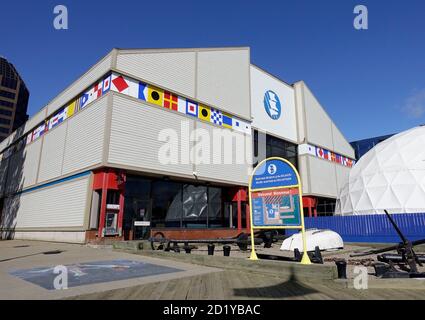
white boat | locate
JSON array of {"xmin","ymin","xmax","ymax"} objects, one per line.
[{"xmin": 280, "ymin": 229, "xmax": 344, "ymax": 252}]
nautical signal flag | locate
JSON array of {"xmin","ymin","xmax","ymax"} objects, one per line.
[
  {"xmin": 102, "ymin": 75, "xmax": 111, "ymax": 94},
  {"xmin": 164, "ymin": 91, "xmax": 178, "ymax": 111},
  {"xmin": 111, "ymin": 75, "xmax": 129, "ymax": 93},
  {"xmin": 93, "ymin": 82, "xmax": 103, "ymax": 99},
  {"xmin": 222, "ymin": 112, "xmax": 232, "ymax": 129},
  {"xmin": 66, "ymin": 100, "xmax": 76, "ymax": 118},
  {"xmin": 138, "ymin": 82, "xmax": 147, "ymax": 100},
  {"xmin": 147, "ymin": 85, "xmax": 164, "ymax": 107},
  {"xmin": 211, "ymin": 108, "xmax": 223, "ymax": 125},
  {"xmin": 198, "ymin": 105, "xmax": 211, "ymax": 121},
  {"xmin": 186, "ymin": 100, "xmax": 198, "ymax": 117}
]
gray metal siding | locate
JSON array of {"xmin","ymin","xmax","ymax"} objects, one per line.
[
  {"xmin": 62, "ymin": 97, "xmax": 107, "ymax": 175},
  {"xmin": 5, "ymin": 139, "xmax": 42, "ymax": 194},
  {"xmin": 308, "ymin": 156, "xmax": 338, "ymax": 197},
  {"xmin": 46, "ymin": 53, "xmax": 112, "ymax": 116},
  {"xmin": 298, "ymin": 155, "xmax": 310, "ymax": 195},
  {"xmin": 23, "ymin": 107, "xmax": 48, "ymax": 138},
  {"xmin": 116, "ymin": 51, "xmax": 196, "ymax": 98},
  {"xmin": 0, "ymin": 154, "xmax": 9, "ymax": 197},
  {"xmin": 194, "ymin": 121, "xmax": 251, "ymax": 185},
  {"xmin": 197, "ymin": 49, "xmax": 250, "ymax": 120},
  {"xmin": 108, "ymin": 95, "xmax": 195, "ymax": 177},
  {"xmin": 335, "ymin": 165, "xmax": 351, "ymax": 195},
  {"xmin": 303, "ymin": 84, "xmax": 334, "ymax": 150},
  {"xmin": 2, "ymin": 175, "xmax": 90, "ymax": 229},
  {"xmin": 331, "ymin": 123, "xmax": 355, "ymax": 158},
  {"xmin": 37, "ymin": 123, "xmax": 67, "ymax": 182}
]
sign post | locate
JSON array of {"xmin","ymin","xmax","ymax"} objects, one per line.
[{"xmin": 249, "ymin": 157, "xmax": 311, "ymax": 264}]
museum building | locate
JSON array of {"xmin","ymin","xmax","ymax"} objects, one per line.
[{"xmin": 0, "ymin": 47, "xmax": 355, "ymax": 243}]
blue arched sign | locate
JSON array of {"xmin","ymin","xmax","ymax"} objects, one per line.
[{"xmin": 248, "ymin": 157, "xmax": 311, "ymax": 264}]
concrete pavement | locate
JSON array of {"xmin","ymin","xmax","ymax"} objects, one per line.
[{"xmin": 0, "ymin": 240, "xmax": 220, "ymax": 299}]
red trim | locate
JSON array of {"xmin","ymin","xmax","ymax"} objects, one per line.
[
  {"xmin": 237, "ymin": 190, "xmax": 242, "ymax": 230},
  {"xmin": 246, "ymin": 202, "xmax": 250, "ymax": 232},
  {"xmin": 94, "ymin": 168, "xmax": 127, "ymax": 238},
  {"xmin": 97, "ymin": 170, "xmax": 109, "ymax": 237},
  {"xmin": 303, "ymin": 196, "xmax": 318, "ymax": 218},
  {"xmin": 117, "ymin": 172, "xmax": 126, "ymax": 232}
]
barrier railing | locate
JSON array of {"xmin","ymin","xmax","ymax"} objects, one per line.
[{"xmin": 286, "ymin": 213, "xmax": 425, "ymax": 243}]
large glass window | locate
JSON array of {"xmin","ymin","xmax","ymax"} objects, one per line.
[
  {"xmin": 124, "ymin": 175, "xmax": 231, "ymax": 230},
  {"xmin": 253, "ymin": 130, "xmax": 298, "ymax": 168},
  {"xmin": 182, "ymin": 185, "xmax": 208, "ymax": 228},
  {"xmin": 152, "ymin": 180, "xmax": 182, "ymax": 228}
]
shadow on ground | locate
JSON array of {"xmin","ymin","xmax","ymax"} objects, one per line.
[{"xmin": 233, "ymin": 266, "xmax": 320, "ymax": 299}]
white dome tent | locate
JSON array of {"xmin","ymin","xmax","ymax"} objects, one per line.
[{"xmin": 336, "ymin": 126, "xmax": 425, "ymax": 215}]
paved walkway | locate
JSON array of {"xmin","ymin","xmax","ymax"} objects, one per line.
[
  {"xmin": 0, "ymin": 240, "xmax": 219, "ymax": 299},
  {"xmin": 2, "ymin": 240, "xmax": 425, "ymax": 300}
]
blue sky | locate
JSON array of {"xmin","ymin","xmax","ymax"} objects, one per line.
[{"xmin": 1, "ymin": 0, "xmax": 425, "ymax": 141}]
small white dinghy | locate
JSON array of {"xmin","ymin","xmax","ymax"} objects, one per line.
[{"xmin": 280, "ymin": 228, "xmax": 344, "ymax": 252}]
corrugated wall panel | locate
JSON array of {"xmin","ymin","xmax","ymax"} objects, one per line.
[
  {"xmin": 5, "ymin": 139, "xmax": 42, "ymax": 194},
  {"xmin": 335, "ymin": 165, "xmax": 351, "ymax": 195},
  {"xmin": 303, "ymin": 84, "xmax": 334, "ymax": 150},
  {"xmin": 37, "ymin": 123, "xmax": 67, "ymax": 182},
  {"xmin": 194, "ymin": 121, "xmax": 251, "ymax": 185},
  {"xmin": 62, "ymin": 97, "xmax": 107, "ymax": 175},
  {"xmin": 23, "ymin": 107, "xmax": 47, "ymax": 137},
  {"xmin": 0, "ymin": 136, "xmax": 10, "ymax": 154},
  {"xmin": 46, "ymin": 53, "xmax": 112, "ymax": 116},
  {"xmin": 197, "ymin": 49, "xmax": 250, "ymax": 120},
  {"xmin": 108, "ymin": 95, "xmax": 195, "ymax": 177},
  {"xmin": 332, "ymin": 123, "xmax": 355, "ymax": 158},
  {"xmin": 308, "ymin": 156, "xmax": 338, "ymax": 197},
  {"xmin": 116, "ymin": 51, "xmax": 196, "ymax": 98},
  {"xmin": 0, "ymin": 154, "xmax": 9, "ymax": 197},
  {"xmin": 4, "ymin": 175, "xmax": 90, "ymax": 229},
  {"xmin": 298, "ymin": 155, "xmax": 310, "ymax": 195}
]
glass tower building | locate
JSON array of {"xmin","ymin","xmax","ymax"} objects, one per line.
[{"xmin": 0, "ymin": 57, "xmax": 29, "ymax": 142}]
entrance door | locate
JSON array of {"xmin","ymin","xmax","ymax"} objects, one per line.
[
  {"xmin": 224, "ymin": 202, "xmax": 238, "ymax": 229},
  {"xmin": 132, "ymin": 199, "xmax": 152, "ymax": 240}
]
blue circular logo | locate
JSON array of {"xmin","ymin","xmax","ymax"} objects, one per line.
[
  {"xmin": 267, "ymin": 164, "xmax": 277, "ymax": 175},
  {"xmin": 263, "ymin": 90, "xmax": 281, "ymax": 120}
]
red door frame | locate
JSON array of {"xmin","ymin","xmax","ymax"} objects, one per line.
[{"xmin": 93, "ymin": 169, "xmax": 126, "ymax": 238}]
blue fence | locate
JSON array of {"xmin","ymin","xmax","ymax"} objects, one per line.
[{"xmin": 287, "ymin": 213, "xmax": 425, "ymax": 243}]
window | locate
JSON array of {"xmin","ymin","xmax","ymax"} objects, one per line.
[
  {"xmin": 316, "ymin": 198, "xmax": 336, "ymax": 216},
  {"xmin": 0, "ymin": 100, "xmax": 14, "ymax": 108},
  {"xmin": 0, "ymin": 127, "xmax": 9, "ymax": 134},
  {"xmin": 0, "ymin": 118, "xmax": 10, "ymax": 125},
  {"xmin": 253, "ymin": 130, "xmax": 298, "ymax": 168},
  {"xmin": 0, "ymin": 91, "xmax": 15, "ymax": 100},
  {"xmin": 124, "ymin": 175, "xmax": 231, "ymax": 230},
  {"xmin": 0, "ymin": 109, "xmax": 12, "ymax": 116},
  {"xmin": 1, "ymin": 77, "xmax": 17, "ymax": 90},
  {"xmin": 152, "ymin": 180, "xmax": 182, "ymax": 228}
]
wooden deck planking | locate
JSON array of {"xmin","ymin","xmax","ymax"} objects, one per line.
[{"xmin": 69, "ymin": 269, "xmax": 425, "ymax": 300}]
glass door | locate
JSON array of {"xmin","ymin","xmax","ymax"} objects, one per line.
[{"xmin": 132, "ymin": 199, "xmax": 152, "ymax": 240}]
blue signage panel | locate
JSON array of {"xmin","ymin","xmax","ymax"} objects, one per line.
[
  {"xmin": 252, "ymin": 187, "xmax": 301, "ymax": 227},
  {"xmin": 251, "ymin": 159, "xmax": 298, "ymax": 190}
]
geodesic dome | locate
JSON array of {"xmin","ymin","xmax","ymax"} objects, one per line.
[{"xmin": 336, "ymin": 126, "xmax": 425, "ymax": 215}]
